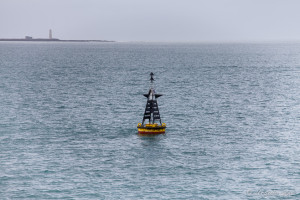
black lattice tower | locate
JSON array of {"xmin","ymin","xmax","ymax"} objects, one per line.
[{"xmin": 142, "ymin": 73, "xmax": 163, "ymax": 125}]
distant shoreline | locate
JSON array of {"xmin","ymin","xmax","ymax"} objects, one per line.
[{"xmin": 0, "ymin": 38, "xmax": 115, "ymax": 42}]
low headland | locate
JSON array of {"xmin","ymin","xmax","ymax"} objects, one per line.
[{"xmin": 0, "ymin": 37, "xmax": 114, "ymax": 43}]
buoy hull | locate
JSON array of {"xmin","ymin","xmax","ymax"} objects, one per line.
[
  {"xmin": 137, "ymin": 125, "xmax": 166, "ymax": 134},
  {"xmin": 138, "ymin": 129, "xmax": 166, "ymax": 134}
]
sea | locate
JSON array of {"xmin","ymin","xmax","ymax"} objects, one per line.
[{"xmin": 0, "ymin": 42, "xmax": 299, "ymax": 199}]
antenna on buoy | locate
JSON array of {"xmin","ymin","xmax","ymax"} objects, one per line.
[
  {"xmin": 150, "ymin": 72, "xmax": 154, "ymax": 89},
  {"xmin": 150, "ymin": 72, "xmax": 154, "ymax": 82}
]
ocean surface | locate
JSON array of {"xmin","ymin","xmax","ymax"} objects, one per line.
[{"xmin": 0, "ymin": 42, "xmax": 299, "ymax": 199}]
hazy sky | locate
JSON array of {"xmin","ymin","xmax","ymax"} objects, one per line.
[{"xmin": 1, "ymin": 0, "xmax": 300, "ymax": 42}]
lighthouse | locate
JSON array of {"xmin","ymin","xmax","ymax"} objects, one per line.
[{"xmin": 49, "ymin": 29, "xmax": 52, "ymax": 39}]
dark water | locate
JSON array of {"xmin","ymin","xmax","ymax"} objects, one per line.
[{"xmin": 0, "ymin": 42, "xmax": 299, "ymax": 199}]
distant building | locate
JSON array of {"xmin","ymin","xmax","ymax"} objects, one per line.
[
  {"xmin": 49, "ymin": 29, "xmax": 52, "ymax": 39},
  {"xmin": 25, "ymin": 36, "xmax": 32, "ymax": 40}
]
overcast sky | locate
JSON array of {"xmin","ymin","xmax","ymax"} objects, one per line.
[{"xmin": 1, "ymin": 0, "xmax": 300, "ymax": 42}]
